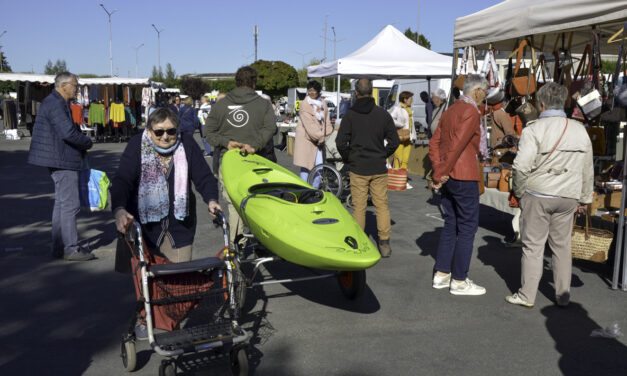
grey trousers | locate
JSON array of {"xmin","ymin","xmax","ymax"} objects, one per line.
[
  {"xmin": 50, "ymin": 169, "xmax": 81, "ymax": 255},
  {"xmin": 518, "ymin": 193, "xmax": 578, "ymax": 303}
]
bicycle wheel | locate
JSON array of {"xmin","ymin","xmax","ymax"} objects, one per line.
[{"xmin": 307, "ymin": 164, "xmax": 343, "ymax": 198}]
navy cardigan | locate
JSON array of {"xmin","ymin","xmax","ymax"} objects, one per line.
[
  {"xmin": 111, "ymin": 133, "xmax": 219, "ymax": 252},
  {"xmin": 28, "ymin": 90, "xmax": 93, "ymax": 170}
]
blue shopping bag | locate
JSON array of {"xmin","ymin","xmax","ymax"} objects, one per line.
[{"xmin": 79, "ymin": 168, "xmax": 110, "ymax": 211}]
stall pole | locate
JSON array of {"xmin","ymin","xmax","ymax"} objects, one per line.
[
  {"xmin": 336, "ymin": 74, "xmax": 340, "ymax": 123},
  {"xmin": 612, "ymin": 124, "xmax": 627, "ymax": 290}
]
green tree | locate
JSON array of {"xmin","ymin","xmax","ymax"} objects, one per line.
[
  {"xmin": 207, "ymin": 79, "xmax": 235, "ymax": 93},
  {"xmin": 251, "ymin": 60, "xmax": 299, "ymax": 99},
  {"xmin": 602, "ymin": 59, "xmax": 618, "ymax": 75},
  {"xmin": 164, "ymin": 63, "xmax": 180, "ymax": 88},
  {"xmin": 150, "ymin": 65, "xmax": 164, "ymax": 82},
  {"xmin": 0, "ymin": 47, "xmax": 14, "ymax": 93},
  {"xmin": 180, "ymin": 77, "xmax": 208, "ymax": 100},
  {"xmin": 404, "ymin": 28, "xmax": 431, "ymax": 50},
  {"xmin": 44, "ymin": 59, "xmax": 68, "ymax": 75}
]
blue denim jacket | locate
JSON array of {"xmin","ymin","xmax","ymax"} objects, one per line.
[{"xmin": 28, "ymin": 90, "xmax": 93, "ymax": 170}]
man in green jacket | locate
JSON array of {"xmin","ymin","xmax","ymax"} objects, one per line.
[{"xmin": 203, "ymin": 66, "xmax": 276, "ymax": 245}]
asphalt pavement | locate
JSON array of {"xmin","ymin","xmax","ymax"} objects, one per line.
[{"xmin": 1, "ymin": 133, "xmax": 626, "ymax": 376}]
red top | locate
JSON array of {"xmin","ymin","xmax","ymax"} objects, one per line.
[{"xmin": 429, "ymin": 100, "xmax": 481, "ymax": 183}]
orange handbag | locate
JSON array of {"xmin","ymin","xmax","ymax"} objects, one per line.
[{"xmin": 499, "ymin": 169, "xmax": 512, "ymax": 192}]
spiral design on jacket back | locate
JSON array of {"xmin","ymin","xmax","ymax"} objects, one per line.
[{"xmin": 227, "ymin": 107, "xmax": 249, "ymax": 128}]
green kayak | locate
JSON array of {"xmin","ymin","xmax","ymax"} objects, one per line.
[{"xmin": 221, "ymin": 149, "xmax": 380, "ymax": 271}]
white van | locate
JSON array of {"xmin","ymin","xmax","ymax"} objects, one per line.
[{"xmin": 383, "ymin": 78, "xmax": 451, "ymax": 134}]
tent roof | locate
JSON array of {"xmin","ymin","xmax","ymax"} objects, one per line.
[
  {"xmin": 454, "ymin": 0, "xmax": 627, "ymax": 54},
  {"xmin": 0, "ymin": 73, "xmax": 154, "ymax": 86},
  {"xmin": 307, "ymin": 25, "xmax": 452, "ymax": 79}
]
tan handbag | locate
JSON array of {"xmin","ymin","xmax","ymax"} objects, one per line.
[
  {"xmin": 498, "ymin": 169, "xmax": 511, "ymax": 192},
  {"xmin": 487, "ymin": 172, "xmax": 500, "ymax": 188},
  {"xmin": 510, "ymin": 40, "xmax": 537, "ymax": 97},
  {"xmin": 397, "ymin": 128, "xmax": 410, "ymax": 142},
  {"xmin": 478, "ymin": 160, "xmax": 485, "ymax": 196}
]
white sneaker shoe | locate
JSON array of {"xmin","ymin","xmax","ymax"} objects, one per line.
[
  {"xmin": 432, "ymin": 272, "xmax": 451, "ymax": 289},
  {"xmin": 450, "ymin": 278, "xmax": 486, "ymax": 296},
  {"xmin": 505, "ymin": 293, "xmax": 534, "ymax": 308},
  {"xmin": 406, "ymin": 183, "xmax": 414, "ymax": 190}
]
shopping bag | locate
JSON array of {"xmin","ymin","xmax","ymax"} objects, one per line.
[{"xmin": 79, "ymin": 168, "xmax": 110, "ymax": 211}]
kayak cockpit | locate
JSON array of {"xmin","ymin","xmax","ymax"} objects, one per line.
[{"xmin": 248, "ymin": 183, "xmax": 324, "ymax": 204}]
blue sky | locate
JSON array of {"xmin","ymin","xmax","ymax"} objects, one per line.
[{"xmin": 0, "ymin": 0, "xmax": 501, "ymax": 77}]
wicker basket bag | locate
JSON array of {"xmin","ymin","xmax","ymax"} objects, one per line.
[{"xmin": 571, "ymin": 209, "xmax": 614, "ymax": 263}]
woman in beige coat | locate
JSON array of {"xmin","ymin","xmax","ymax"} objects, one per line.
[{"xmin": 294, "ymin": 81, "xmax": 332, "ymax": 187}]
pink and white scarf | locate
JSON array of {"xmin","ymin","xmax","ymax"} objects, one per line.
[{"xmin": 138, "ymin": 130, "xmax": 189, "ymax": 224}]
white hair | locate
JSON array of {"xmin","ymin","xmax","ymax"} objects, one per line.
[
  {"xmin": 431, "ymin": 88, "xmax": 446, "ymax": 100},
  {"xmin": 462, "ymin": 74, "xmax": 488, "ymax": 95},
  {"xmin": 54, "ymin": 72, "xmax": 76, "ymax": 87}
]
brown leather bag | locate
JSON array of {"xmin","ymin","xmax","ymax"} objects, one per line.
[
  {"xmin": 510, "ymin": 40, "xmax": 537, "ymax": 97},
  {"xmin": 478, "ymin": 160, "xmax": 485, "ymax": 195},
  {"xmin": 397, "ymin": 128, "xmax": 410, "ymax": 142},
  {"xmin": 499, "ymin": 169, "xmax": 512, "ymax": 192},
  {"xmin": 454, "ymin": 75, "xmax": 467, "ymax": 90},
  {"xmin": 487, "ymin": 172, "xmax": 500, "ymax": 188}
]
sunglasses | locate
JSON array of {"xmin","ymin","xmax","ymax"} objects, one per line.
[{"xmin": 152, "ymin": 128, "xmax": 177, "ymax": 137}]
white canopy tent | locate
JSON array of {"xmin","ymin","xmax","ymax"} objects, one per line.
[
  {"xmin": 308, "ymin": 25, "xmax": 452, "ymax": 79},
  {"xmin": 0, "ymin": 73, "xmax": 156, "ymax": 86},
  {"xmin": 454, "ymin": 0, "xmax": 627, "ymax": 53}
]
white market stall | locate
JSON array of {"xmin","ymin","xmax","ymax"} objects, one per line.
[
  {"xmin": 454, "ymin": 0, "xmax": 627, "ymax": 290},
  {"xmin": 0, "ymin": 73, "xmax": 157, "ymax": 140}
]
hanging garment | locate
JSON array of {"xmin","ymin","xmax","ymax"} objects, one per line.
[
  {"xmin": 124, "ymin": 106, "xmax": 136, "ymax": 127},
  {"xmin": 142, "ymin": 87, "xmax": 152, "ymax": 108},
  {"xmin": 70, "ymin": 103, "xmax": 83, "ymax": 125},
  {"xmin": 88, "ymin": 103, "xmax": 105, "ymax": 125},
  {"xmin": 110, "ymin": 102, "xmax": 126, "ymax": 123},
  {"xmin": 89, "ymin": 85, "xmax": 100, "ymax": 102}
]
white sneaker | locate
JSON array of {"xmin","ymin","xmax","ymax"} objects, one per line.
[
  {"xmin": 450, "ymin": 278, "xmax": 486, "ymax": 296},
  {"xmin": 432, "ymin": 272, "xmax": 451, "ymax": 289},
  {"xmin": 406, "ymin": 183, "xmax": 414, "ymax": 190},
  {"xmin": 505, "ymin": 293, "xmax": 534, "ymax": 308}
]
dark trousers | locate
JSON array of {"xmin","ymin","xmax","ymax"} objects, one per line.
[
  {"xmin": 434, "ymin": 178, "xmax": 479, "ymax": 281},
  {"xmin": 50, "ymin": 169, "xmax": 81, "ymax": 255}
]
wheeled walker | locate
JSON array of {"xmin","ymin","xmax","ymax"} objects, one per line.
[{"xmin": 120, "ymin": 211, "xmax": 249, "ymax": 376}]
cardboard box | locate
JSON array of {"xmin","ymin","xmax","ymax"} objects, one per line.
[
  {"xmin": 406, "ymin": 145, "xmax": 430, "ymax": 176},
  {"xmin": 590, "ymin": 191, "xmax": 623, "ymax": 215}
]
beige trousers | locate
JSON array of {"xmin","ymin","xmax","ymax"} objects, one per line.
[
  {"xmin": 219, "ymin": 167, "xmax": 244, "ymax": 246},
  {"xmin": 159, "ymin": 235, "xmax": 192, "ymax": 263},
  {"xmin": 349, "ymin": 172, "xmax": 391, "ymax": 241},
  {"xmin": 518, "ymin": 193, "xmax": 577, "ymax": 303}
]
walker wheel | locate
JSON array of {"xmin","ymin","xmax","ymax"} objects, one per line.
[
  {"xmin": 120, "ymin": 340, "xmax": 137, "ymax": 372},
  {"xmin": 338, "ymin": 270, "xmax": 366, "ymax": 300},
  {"xmin": 159, "ymin": 360, "xmax": 176, "ymax": 376},
  {"xmin": 230, "ymin": 345, "xmax": 249, "ymax": 376}
]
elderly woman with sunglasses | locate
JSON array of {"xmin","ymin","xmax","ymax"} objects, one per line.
[{"xmin": 111, "ymin": 107, "xmax": 221, "ymax": 263}]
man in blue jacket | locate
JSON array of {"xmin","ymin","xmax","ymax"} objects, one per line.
[{"xmin": 28, "ymin": 72, "xmax": 94, "ymax": 261}]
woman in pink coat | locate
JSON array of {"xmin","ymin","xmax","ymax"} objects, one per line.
[{"xmin": 294, "ymin": 81, "xmax": 333, "ymax": 187}]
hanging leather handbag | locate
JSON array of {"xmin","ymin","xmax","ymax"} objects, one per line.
[
  {"xmin": 487, "ymin": 171, "xmax": 500, "ymax": 188},
  {"xmin": 510, "ymin": 40, "xmax": 537, "ymax": 97},
  {"xmin": 454, "ymin": 47, "xmax": 469, "ymax": 90},
  {"xmin": 478, "ymin": 160, "xmax": 485, "ymax": 196},
  {"xmin": 515, "ymin": 99, "xmax": 538, "ymax": 125},
  {"xmin": 498, "ymin": 169, "xmax": 512, "ymax": 192},
  {"xmin": 577, "ymin": 89, "xmax": 603, "ymax": 120},
  {"xmin": 568, "ymin": 44, "xmax": 592, "ymax": 100},
  {"xmin": 397, "ymin": 128, "xmax": 410, "ymax": 142}
]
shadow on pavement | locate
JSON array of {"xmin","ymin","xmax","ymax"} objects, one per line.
[
  {"xmin": 542, "ymin": 302, "xmax": 627, "ymax": 375},
  {"xmin": 0, "ymin": 259, "xmax": 136, "ymax": 375}
]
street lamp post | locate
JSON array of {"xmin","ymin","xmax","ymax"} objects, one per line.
[
  {"xmin": 133, "ymin": 43, "xmax": 144, "ymax": 78},
  {"xmin": 0, "ymin": 30, "xmax": 7, "ymax": 72},
  {"xmin": 151, "ymin": 24, "xmax": 164, "ymax": 74},
  {"xmin": 292, "ymin": 51, "xmax": 311, "ymax": 68},
  {"xmin": 99, "ymin": 4, "xmax": 117, "ymax": 77}
]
